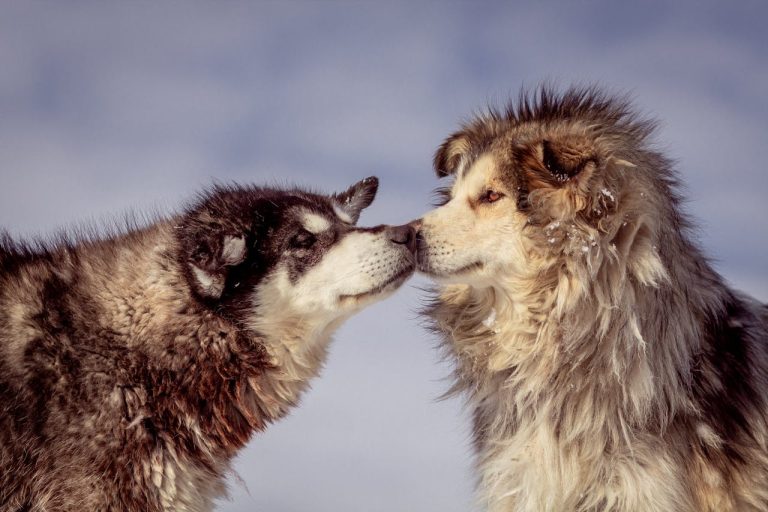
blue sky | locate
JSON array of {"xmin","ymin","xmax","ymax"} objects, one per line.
[{"xmin": 1, "ymin": 2, "xmax": 766, "ymax": 511}]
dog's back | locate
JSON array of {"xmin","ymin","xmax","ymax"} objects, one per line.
[{"xmin": 0, "ymin": 225, "xmax": 229, "ymax": 510}]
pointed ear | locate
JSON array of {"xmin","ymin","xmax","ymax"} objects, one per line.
[
  {"xmin": 184, "ymin": 232, "xmax": 247, "ymax": 300},
  {"xmin": 434, "ymin": 131, "xmax": 471, "ymax": 177},
  {"xmin": 333, "ymin": 176, "xmax": 379, "ymax": 224}
]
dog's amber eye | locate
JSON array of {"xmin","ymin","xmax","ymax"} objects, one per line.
[{"xmin": 480, "ymin": 190, "xmax": 503, "ymax": 203}]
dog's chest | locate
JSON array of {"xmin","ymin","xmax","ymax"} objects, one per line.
[
  {"xmin": 143, "ymin": 447, "xmax": 227, "ymax": 512},
  {"xmin": 474, "ymin": 406, "xmax": 690, "ymax": 512}
]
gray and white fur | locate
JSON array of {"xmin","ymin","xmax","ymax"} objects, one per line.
[
  {"xmin": 416, "ymin": 86, "xmax": 768, "ymax": 512},
  {"xmin": 0, "ymin": 177, "xmax": 416, "ymax": 511}
]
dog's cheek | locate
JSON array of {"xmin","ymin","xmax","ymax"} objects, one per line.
[
  {"xmin": 523, "ymin": 158, "xmax": 610, "ymax": 224},
  {"xmin": 526, "ymin": 192, "xmax": 588, "ymax": 226}
]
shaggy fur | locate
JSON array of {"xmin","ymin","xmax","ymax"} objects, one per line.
[
  {"xmin": 416, "ymin": 86, "xmax": 768, "ymax": 511},
  {"xmin": 0, "ymin": 178, "xmax": 415, "ymax": 511}
]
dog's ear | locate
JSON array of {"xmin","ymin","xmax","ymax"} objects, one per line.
[
  {"xmin": 517, "ymin": 134, "xmax": 606, "ymax": 219},
  {"xmin": 539, "ymin": 137, "xmax": 597, "ymax": 185},
  {"xmin": 179, "ymin": 193, "xmax": 252, "ymax": 300},
  {"xmin": 434, "ymin": 131, "xmax": 471, "ymax": 177},
  {"xmin": 333, "ymin": 176, "xmax": 378, "ymax": 224},
  {"xmin": 519, "ymin": 135, "xmax": 599, "ymax": 192},
  {"xmin": 185, "ymin": 230, "xmax": 247, "ymax": 300}
]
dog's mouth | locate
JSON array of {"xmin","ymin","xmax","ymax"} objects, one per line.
[
  {"xmin": 416, "ymin": 258, "xmax": 484, "ymax": 279},
  {"xmin": 339, "ymin": 263, "xmax": 415, "ymax": 302}
]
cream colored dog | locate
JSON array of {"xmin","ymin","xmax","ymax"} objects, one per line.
[{"xmin": 415, "ymin": 86, "xmax": 768, "ymax": 512}]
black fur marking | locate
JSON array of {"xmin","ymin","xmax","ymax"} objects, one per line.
[
  {"xmin": 179, "ymin": 185, "xmax": 345, "ymax": 307},
  {"xmin": 689, "ymin": 294, "xmax": 762, "ymax": 465},
  {"xmin": 515, "ymin": 182, "xmax": 531, "ymax": 212}
]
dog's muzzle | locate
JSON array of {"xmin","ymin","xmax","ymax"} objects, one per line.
[{"xmin": 406, "ymin": 219, "xmax": 426, "ymax": 266}]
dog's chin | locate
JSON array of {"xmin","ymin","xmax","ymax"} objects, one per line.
[
  {"xmin": 416, "ymin": 259, "xmax": 485, "ymax": 284},
  {"xmin": 338, "ymin": 264, "xmax": 415, "ymax": 307}
]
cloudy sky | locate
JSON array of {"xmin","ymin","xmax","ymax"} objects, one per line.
[{"xmin": 1, "ymin": 1, "xmax": 766, "ymax": 511}]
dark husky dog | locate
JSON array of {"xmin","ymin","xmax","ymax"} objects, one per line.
[
  {"xmin": 415, "ymin": 86, "xmax": 768, "ymax": 511},
  {"xmin": 0, "ymin": 177, "xmax": 416, "ymax": 511}
]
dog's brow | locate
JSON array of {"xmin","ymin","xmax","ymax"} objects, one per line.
[
  {"xmin": 455, "ymin": 154, "xmax": 496, "ymax": 195},
  {"xmin": 301, "ymin": 212, "xmax": 332, "ymax": 234}
]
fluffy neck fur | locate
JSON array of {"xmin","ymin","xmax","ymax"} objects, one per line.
[
  {"xmin": 0, "ymin": 223, "xmax": 341, "ymax": 511},
  {"xmin": 110, "ymin": 226, "xmax": 341, "ymax": 507},
  {"xmin": 429, "ymin": 208, "xmax": 749, "ymax": 510}
]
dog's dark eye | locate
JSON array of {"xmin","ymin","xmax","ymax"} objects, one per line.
[
  {"xmin": 480, "ymin": 190, "xmax": 504, "ymax": 204},
  {"xmin": 291, "ymin": 230, "xmax": 316, "ymax": 249}
]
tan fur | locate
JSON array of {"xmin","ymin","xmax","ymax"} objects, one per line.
[
  {"xmin": 1, "ymin": 180, "xmax": 416, "ymax": 511},
  {"xmin": 418, "ymin": 87, "xmax": 768, "ymax": 511}
]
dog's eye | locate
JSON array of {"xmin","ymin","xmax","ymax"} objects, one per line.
[
  {"xmin": 291, "ymin": 230, "xmax": 316, "ymax": 249},
  {"xmin": 480, "ymin": 190, "xmax": 504, "ymax": 204}
]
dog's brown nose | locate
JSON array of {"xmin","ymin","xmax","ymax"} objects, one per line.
[{"xmin": 388, "ymin": 224, "xmax": 417, "ymax": 254}]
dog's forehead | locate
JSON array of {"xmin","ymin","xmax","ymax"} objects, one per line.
[
  {"xmin": 283, "ymin": 192, "xmax": 353, "ymax": 227},
  {"xmin": 454, "ymin": 153, "xmax": 502, "ymax": 193}
]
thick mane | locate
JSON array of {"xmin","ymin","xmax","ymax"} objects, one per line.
[
  {"xmin": 482, "ymin": 85, "xmax": 658, "ymax": 142},
  {"xmin": 424, "ymin": 85, "xmax": 768, "ymax": 511},
  {"xmin": 436, "ymin": 84, "xmax": 661, "ymax": 179},
  {"xmin": 513, "ymin": 85, "xmax": 629, "ymax": 123}
]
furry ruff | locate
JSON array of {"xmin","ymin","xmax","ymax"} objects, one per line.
[
  {"xmin": 416, "ymin": 85, "xmax": 768, "ymax": 511},
  {"xmin": 0, "ymin": 178, "xmax": 415, "ymax": 511}
]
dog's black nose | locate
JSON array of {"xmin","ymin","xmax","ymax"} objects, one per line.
[{"xmin": 388, "ymin": 224, "xmax": 417, "ymax": 254}]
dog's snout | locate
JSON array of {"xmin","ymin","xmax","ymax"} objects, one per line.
[
  {"xmin": 388, "ymin": 224, "xmax": 417, "ymax": 254},
  {"xmin": 409, "ymin": 219, "xmax": 425, "ymax": 255}
]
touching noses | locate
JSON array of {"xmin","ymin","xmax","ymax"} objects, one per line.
[{"xmin": 387, "ymin": 223, "xmax": 417, "ymax": 254}]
